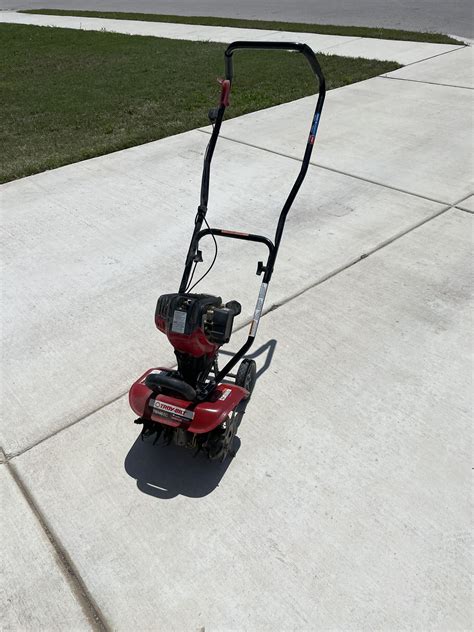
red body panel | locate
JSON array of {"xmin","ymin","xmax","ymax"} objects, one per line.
[
  {"xmin": 155, "ymin": 316, "xmax": 218, "ymax": 357},
  {"xmin": 129, "ymin": 368, "xmax": 248, "ymax": 433}
]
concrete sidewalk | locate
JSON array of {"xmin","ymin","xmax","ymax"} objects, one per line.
[
  {"xmin": 1, "ymin": 24, "xmax": 473, "ymax": 632},
  {"xmin": 0, "ymin": 10, "xmax": 465, "ymax": 64}
]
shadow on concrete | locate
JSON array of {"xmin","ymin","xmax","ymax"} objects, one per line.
[
  {"xmin": 124, "ymin": 436, "xmax": 240, "ymax": 499},
  {"xmin": 124, "ymin": 338, "xmax": 277, "ymax": 499},
  {"xmin": 220, "ymin": 337, "xmax": 277, "ymax": 380}
]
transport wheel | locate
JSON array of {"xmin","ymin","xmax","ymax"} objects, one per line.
[
  {"xmin": 207, "ymin": 411, "xmax": 240, "ymax": 461},
  {"xmin": 236, "ymin": 359, "xmax": 257, "ymax": 397}
]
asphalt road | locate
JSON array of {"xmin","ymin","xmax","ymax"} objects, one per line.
[{"xmin": 1, "ymin": 0, "xmax": 473, "ymax": 38}]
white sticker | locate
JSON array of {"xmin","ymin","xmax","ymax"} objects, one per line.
[
  {"xmin": 171, "ymin": 309, "xmax": 187, "ymax": 334},
  {"xmin": 250, "ymin": 282, "xmax": 268, "ymax": 337},
  {"xmin": 150, "ymin": 399, "xmax": 194, "ymax": 421},
  {"xmin": 219, "ymin": 388, "xmax": 232, "ymax": 400}
]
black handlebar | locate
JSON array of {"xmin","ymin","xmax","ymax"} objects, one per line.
[
  {"xmin": 181, "ymin": 40, "xmax": 326, "ymax": 291},
  {"xmin": 224, "ymin": 41, "xmax": 325, "ymax": 92},
  {"xmin": 179, "ymin": 40, "xmax": 327, "ymax": 391},
  {"xmin": 222, "ymin": 42, "xmax": 326, "ymax": 283}
]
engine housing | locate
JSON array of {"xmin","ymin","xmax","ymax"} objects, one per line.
[{"xmin": 155, "ymin": 293, "xmax": 236, "ymax": 357}]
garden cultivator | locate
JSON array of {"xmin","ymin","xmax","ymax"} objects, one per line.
[{"xmin": 129, "ymin": 41, "xmax": 326, "ymax": 461}]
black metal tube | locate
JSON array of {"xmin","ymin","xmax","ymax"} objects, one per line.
[
  {"xmin": 200, "ymin": 104, "xmax": 226, "ymax": 210},
  {"xmin": 179, "ymin": 103, "xmax": 227, "ymax": 293},
  {"xmin": 182, "ymin": 42, "xmax": 326, "ymax": 393},
  {"xmin": 202, "ymin": 335, "xmax": 254, "ymax": 398},
  {"xmin": 197, "ymin": 228, "xmax": 275, "ymax": 255},
  {"xmin": 225, "ymin": 41, "xmax": 325, "ymax": 87},
  {"xmin": 224, "ymin": 41, "xmax": 326, "ymax": 284}
]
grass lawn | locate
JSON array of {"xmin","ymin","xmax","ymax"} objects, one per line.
[
  {"xmin": 22, "ymin": 9, "xmax": 463, "ymax": 45},
  {"xmin": 0, "ymin": 23, "xmax": 399, "ymax": 183}
]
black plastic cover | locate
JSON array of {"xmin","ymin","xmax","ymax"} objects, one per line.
[{"xmin": 155, "ymin": 293, "xmax": 221, "ymax": 335}]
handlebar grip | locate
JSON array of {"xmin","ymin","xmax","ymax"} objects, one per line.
[{"xmin": 219, "ymin": 79, "xmax": 231, "ymax": 107}]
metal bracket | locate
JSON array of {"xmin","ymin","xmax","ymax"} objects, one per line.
[{"xmin": 256, "ymin": 261, "xmax": 267, "ymax": 276}]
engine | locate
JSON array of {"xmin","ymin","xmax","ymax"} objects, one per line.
[{"xmin": 155, "ymin": 293, "xmax": 240, "ymax": 357}]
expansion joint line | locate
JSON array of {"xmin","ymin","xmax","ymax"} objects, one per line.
[
  {"xmin": 2, "ymin": 452, "xmax": 110, "ymax": 632},
  {"xmin": 4, "ymin": 192, "xmax": 469, "ymax": 462},
  {"xmin": 197, "ymin": 128, "xmax": 458, "ymax": 207}
]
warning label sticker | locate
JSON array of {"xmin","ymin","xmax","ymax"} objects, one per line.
[
  {"xmin": 171, "ymin": 309, "xmax": 187, "ymax": 334},
  {"xmin": 219, "ymin": 388, "xmax": 232, "ymax": 400}
]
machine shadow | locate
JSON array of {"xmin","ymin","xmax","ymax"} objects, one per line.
[
  {"xmin": 220, "ymin": 337, "xmax": 277, "ymax": 380},
  {"xmin": 124, "ymin": 338, "xmax": 277, "ymax": 499},
  {"xmin": 124, "ymin": 436, "xmax": 241, "ymax": 499}
]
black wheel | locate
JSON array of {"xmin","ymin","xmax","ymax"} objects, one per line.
[
  {"xmin": 235, "ymin": 359, "xmax": 257, "ymax": 397},
  {"xmin": 206, "ymin": 411, "xmax": 240, "ymax": 461}
]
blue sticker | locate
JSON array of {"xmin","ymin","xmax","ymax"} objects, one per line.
[{"xmin": 310, "ymin": 112, "xmax": 321, "ymax": 136}]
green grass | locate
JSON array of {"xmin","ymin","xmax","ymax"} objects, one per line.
[
  {"xmin": 0, "ymin": 23, "xmax": 400, "ymax": 183},
  {"xmin": 22, "ymin": 9, "xmax": 463, "ymax": 45}
]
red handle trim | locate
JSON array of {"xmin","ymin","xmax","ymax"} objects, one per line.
[{"xmin": 218, "ymin": 78, "xmax": 231, "ymax": 107}]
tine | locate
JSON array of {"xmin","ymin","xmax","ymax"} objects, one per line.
[
  {"xmin": 140, "ymin": 422, "xmax": 149, "ymax": 441},
  {"xmin": 153, "ymin": 426, "xmax": 162, "ymax": 445}
]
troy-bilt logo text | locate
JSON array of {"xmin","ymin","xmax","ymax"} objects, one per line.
[{"xmin": 150, "ymin": 399, "xmax": 194, "ymax": 421}]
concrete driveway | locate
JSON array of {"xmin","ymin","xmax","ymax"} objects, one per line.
[{"xmin": 1, "ymin": 24, "xmax": 472, "ymax": 631}]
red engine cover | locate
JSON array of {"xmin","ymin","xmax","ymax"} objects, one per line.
[
  {"xmin": 129, "ymin": 368, "xmax": 248, "ymax": 434},
  {"xmin": 156, "ymin": 316, "xmax": 217, "ymax": 357}
]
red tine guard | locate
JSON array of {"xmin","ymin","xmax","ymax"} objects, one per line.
[{"xmin": 218, "ymin": 78, "xmax": 231, "ymax": 107}]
